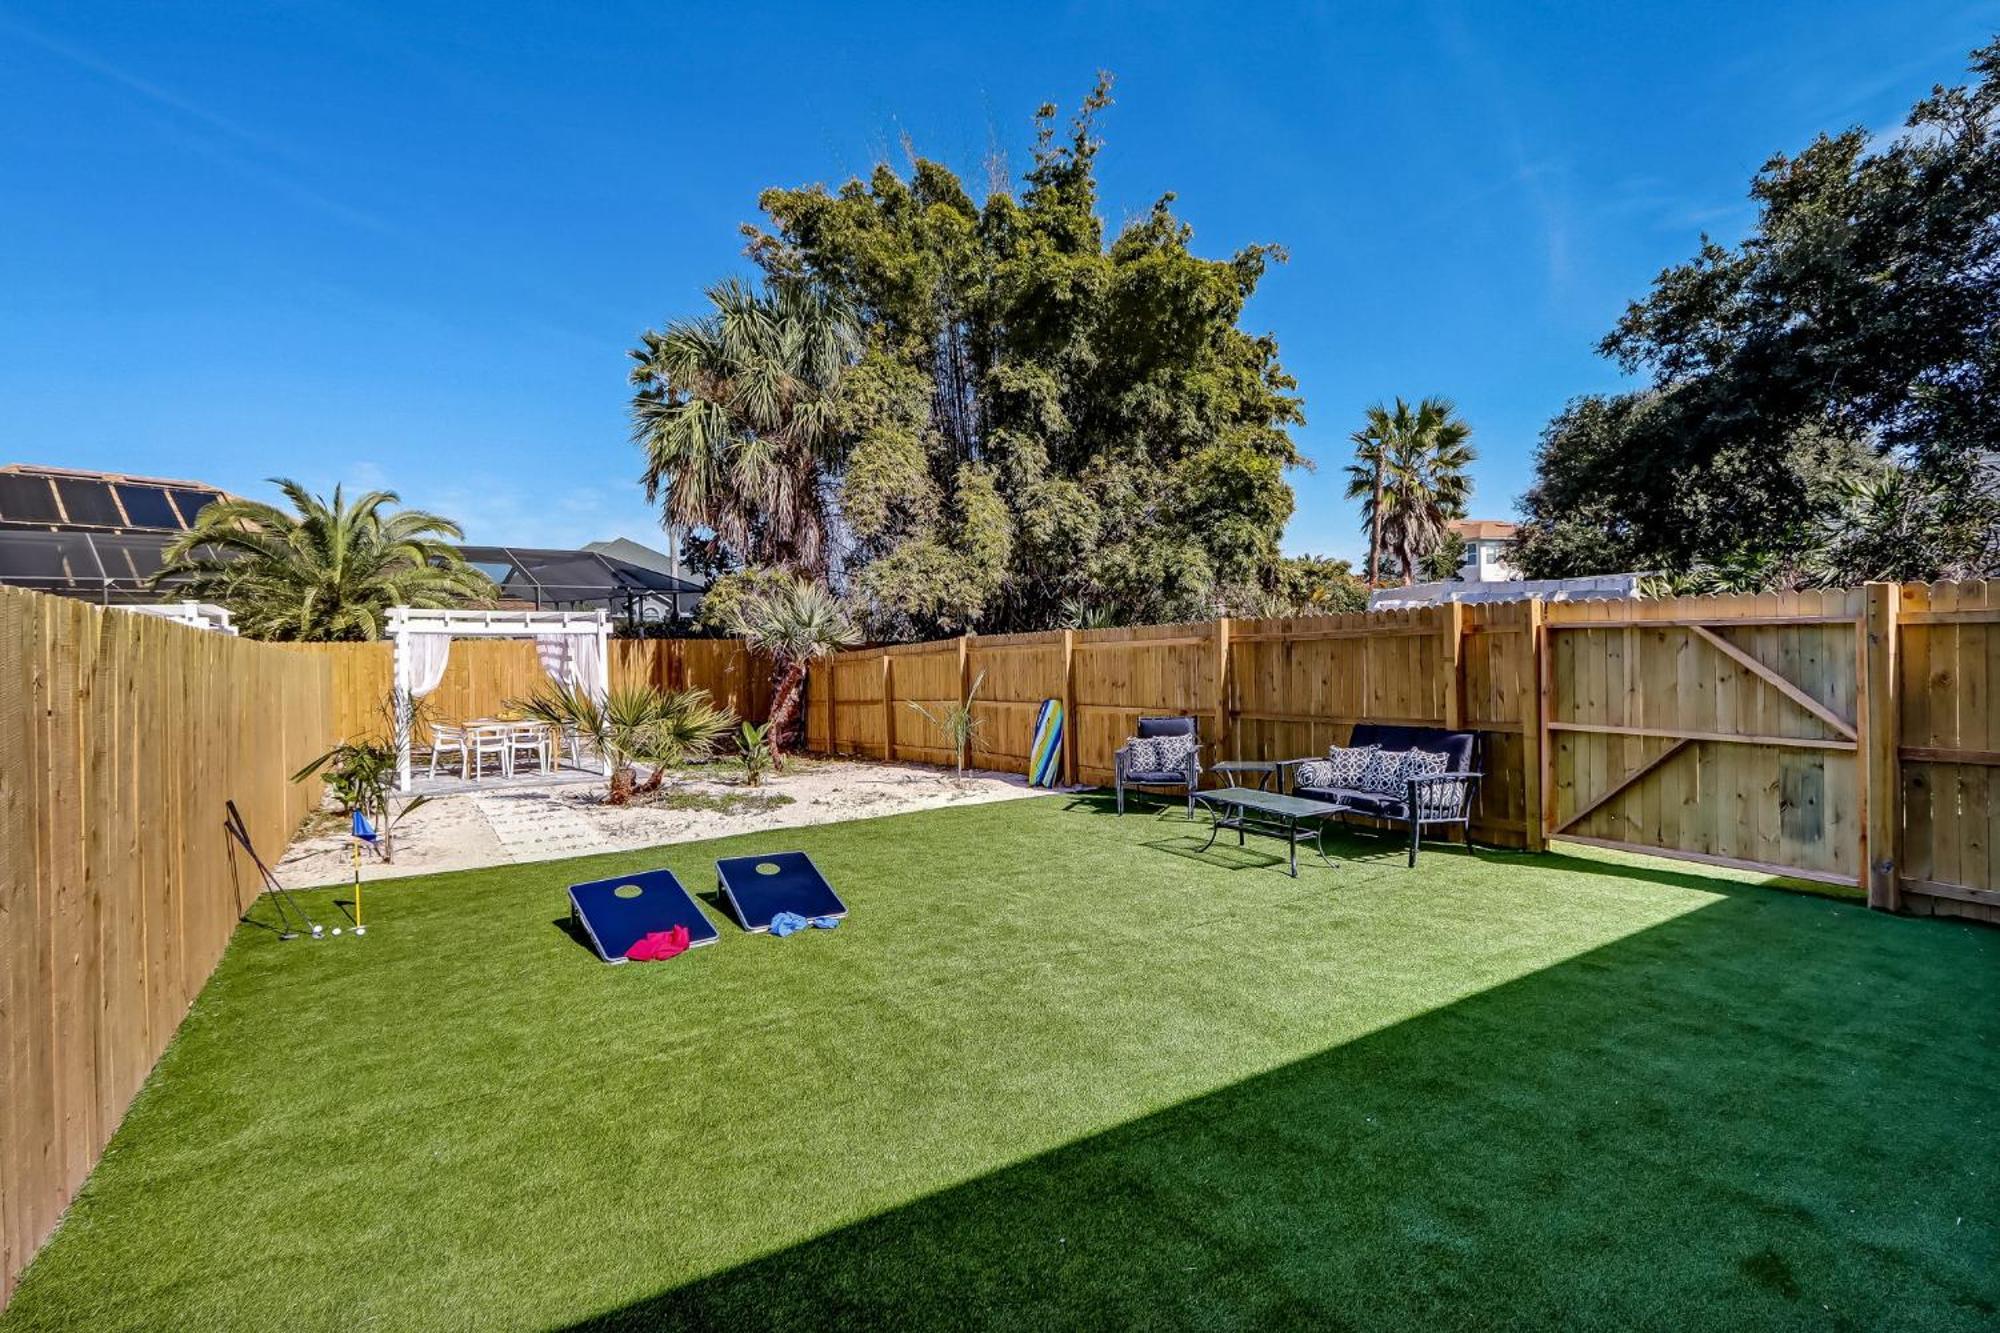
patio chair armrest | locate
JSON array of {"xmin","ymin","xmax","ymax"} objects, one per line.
[{"xmin": 1408, "ymin": 770, "xmax": 1483, "ymax": 784}]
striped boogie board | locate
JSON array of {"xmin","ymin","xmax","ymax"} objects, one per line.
[{"xmin": 1028, "ymin": 698, "xmax": 1065, "ymax": 787}]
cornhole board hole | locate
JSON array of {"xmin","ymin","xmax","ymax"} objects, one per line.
[
  {"xmin": 568, "ymin": 868, "xmax": 718, "ymax": 964},
  {"xmin": 715, "ymin": 851, "xmax": 847, "ymax": 933}
]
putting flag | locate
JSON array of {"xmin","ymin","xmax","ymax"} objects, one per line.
[{"xmin": 351, "ymin": 809, "xmax": 379, "ymax": 843}]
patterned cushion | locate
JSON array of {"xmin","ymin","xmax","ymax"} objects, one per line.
[
  {"xmin": 1405, "ymin": 748, "xmax": 1466, "ymax": 817},
  {"xmin": 1295, "ymin": 759, "xmax": 1335, "ymax": 789},
  {"xmin": 1297, "ymin": 745, "xmax": 1376, "ymax": 792},
  {"xmin": 1126, "ymin": 734, "xmax": 1197, "ymax": 777},
  {"xmin": 1325, "ymin": 744, "xmax": 1377, "ymax": 788},
  {"xmin": 1357, "ymin": 748, "xmax": 1417, "ymax": 795},
  {"xmin": 1153, "ymin": 734, "xmax": 1199, "ymax": 770}
]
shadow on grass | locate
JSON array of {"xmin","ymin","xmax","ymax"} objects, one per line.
[
  {"xmin": 557, "ymin": 866, "xmax": 1998, "ymax": 1331},
  {"xmin": 550, "ymin": 914, "xmax": 599, "ymax": 957}
]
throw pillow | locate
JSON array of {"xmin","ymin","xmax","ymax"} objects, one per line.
[
  {"xmin": 1153, "ymin": 734, "xmax": 1199, "ymax": 771},
  {"xmin": 1405, "ymin": 749, "xmax": 1463, "ymax": 816},
  {"xmin": 1324, "ymin": 744, "xmax": 1377, "ymax": 788},
  {"xmin": 1295, "ymin": 759, "xmax": 1335, "ymax": 789},
  {"xmin": 1125, "ymin": 737, "xmax": 1163, "ymax": 773},
  {"xmin": 1358, "ymin": 748, "xmax": 1415, "ymax": 795}
]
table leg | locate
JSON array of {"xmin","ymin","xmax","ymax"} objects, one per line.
[{"xmin": 1288, "ymin": 815, "xmax": 1298, "ymax": 876}]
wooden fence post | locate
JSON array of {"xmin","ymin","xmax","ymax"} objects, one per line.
[
  {"xmin": 1522, "ymin": 598, "xmax": 1548, "ymax": 852},
  {"xmin": 880, "ymin": 653, "xmax": 894, "ymax": 763},
  {"xmin": 1439, "ymin": 602, "xmax": 1464, "ymax": 731},
  {"xmin": 1061, "ymin": 629, "xmax": 1077, "ymax": 786},
  {"xmin": 1212, "ymin": 617, "xmax": 1232, "ymax": 780},
  {"xmin": 1861, "ymin": 582, "xmax": 1901, "ymax": 910}
]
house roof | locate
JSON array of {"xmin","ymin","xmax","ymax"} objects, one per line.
[
  {"xmin": 1448, "ymin": 519, "xmax": 1519, "ymax": 541},
  {"xmin": 580, "ymin": 536, "xmax": 696, "ymax": 584}
]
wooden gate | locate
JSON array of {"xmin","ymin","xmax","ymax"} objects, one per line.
[
  {"xmin": 1541, "ymin": 589, "xmax": 1870, "ymax": 887},
  {"xmin": 1896, "ymin": 581, "xmax": 2000, "ymax": 917}
]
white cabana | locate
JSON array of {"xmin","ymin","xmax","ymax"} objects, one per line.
[{"xmin": 385, "ymin": 607, "xmax": 611, "ymax": 792}]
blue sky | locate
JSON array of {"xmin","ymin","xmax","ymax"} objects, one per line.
[{"xmin": 3, "ymin": 3, "xmax": 1996, "ymax": 565}]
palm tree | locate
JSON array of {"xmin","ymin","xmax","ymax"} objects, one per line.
[
  {"xmin": 630, "ymin": 278, "xmax": 859, "ymax": 577},
  {"xmin": 731, "ymin": 575, "xmax": 861, "ymax": 767},
  {"xmin": 1344, "ymin": 398, "xmax": 1475, "ymax": 587},
  {"xmin": 154, "ymin": 480, "xmax": 493, "ymax": 640},
  {"xmin": 508, "ymin": 681, "xmax": 734, "ymax": 804}
]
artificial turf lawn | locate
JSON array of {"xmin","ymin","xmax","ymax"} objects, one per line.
[{"xmin": 3, "ymin": 794, "xmax": 1996, "ymax": 1331}]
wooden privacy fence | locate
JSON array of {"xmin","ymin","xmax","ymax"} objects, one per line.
[
  {"xmin": 805, "ymin": 581, "xmax": 1997, "ymax": 924},
  {"xmin": 808, "ymin": 603, "xmax": 1542, "ymax": 849},
  {"xmin": 308, "ymin": 638, "xmax": 774, "ymax": 743},
  {"xmin": 0, "ymin": 587, "xmax": 330, "ymax": 1306}
]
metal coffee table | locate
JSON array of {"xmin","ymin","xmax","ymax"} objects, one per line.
[{"xmin": 1194, "ymin": 786, "xmax": 1342, "ymax": 876}]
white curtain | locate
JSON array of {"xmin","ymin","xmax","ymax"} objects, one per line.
[
  {"xmin": 405, "ymin": 632, "xmax": 451, "ymax": 697},
  {"xmin": 536, "ymin": 632, "xmax": 605, "ymax": 701},
  {"xmin": 571, "ymin": 631, "xmax": 605, "ymax": 702}
]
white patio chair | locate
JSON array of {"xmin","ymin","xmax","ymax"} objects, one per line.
[
  {"xmin": 427, "ymin": 724, "xmax": 468, "ymax": 779},
  {"xmin": 505, "ymin": 724, "xmax": 547, "ymax": 777},
  {"xmin": 469, "ymin": 725, "xmax": 511, "ymax": 781}
]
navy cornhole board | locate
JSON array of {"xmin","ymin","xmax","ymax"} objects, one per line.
[
  {"xmin": 715, "ymin": 851, "xmax": 847, "ymax": 933},
  {"xmin": 568, "ymin": 868, "xmax": 718, "ymax": 964}
]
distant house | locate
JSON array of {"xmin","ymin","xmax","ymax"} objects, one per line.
[
  {"xmin": 1449, "ymin": 519, "xmax": 1521, "ymax": 583},
  {"xmin": 582, "ymin": 537, "xmax": 708, "ymax": 624},
  {"xmin": 1368, "ymin": 517, "xmax": 1642, "ymax": 609}
]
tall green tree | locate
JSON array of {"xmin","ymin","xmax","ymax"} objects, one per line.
[
  {"xmin": 1515, "ymin": 40, "xmax": 2000, "ymax": 586},
  {"xmin": 155, "ymin": 480, "xmax": 492, "ymax": 641},
  {"xmin": 1343, "ymin": 398, "xmax": 1475, "ymax": 586},
  {"xmin": 631, "ymin": 278, "xmax": 860, "ymax": 578},
  {"xmin": 664, "ymin": 75, "xmax": 1304, "ymax": 634}
]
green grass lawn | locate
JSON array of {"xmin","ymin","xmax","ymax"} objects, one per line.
[{"xmin": 5, "ymin": 794, "xmax": 1996, "ymax": 1331}]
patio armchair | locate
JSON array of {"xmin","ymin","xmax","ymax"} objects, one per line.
[
  {"xmin": 1278, "ymin": 723, "xmax": 1481, "ymax": 866},
  {"xmin": 1114, "ymin": 716, "xmax": 1202, "ymax": 816}
]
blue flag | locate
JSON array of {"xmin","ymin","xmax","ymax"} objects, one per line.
[{"xmin": 351, "ymin": 809, "xmax": 379, "ymax": 843}]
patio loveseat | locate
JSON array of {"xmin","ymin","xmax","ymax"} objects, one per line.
[{"xmin": 1278, "ymin": 723, "xmax": 1480, "ymax": 866}]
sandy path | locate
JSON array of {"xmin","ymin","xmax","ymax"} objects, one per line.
[{"xmin": 275, "ymin": 759, "xmax": 1054, "ymax": 888}]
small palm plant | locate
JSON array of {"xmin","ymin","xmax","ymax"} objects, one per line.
[
  {"xmin": 731, "ymin": 574, "xmax": 861, "ymax": 767},
  {"xmin": 508, "ymin": 682, "xmax": 733, "ymax": 804},
  {"xmin": 736, "ymin": 722, "xmax": 775, "ymax": 787},
  {"xmin": 290, "ymin": 692, "xmax": 434, "ymax": 860},
  {"xmin": 907, "ymin": 670, "xmax": 987, "ymax": 779}
]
